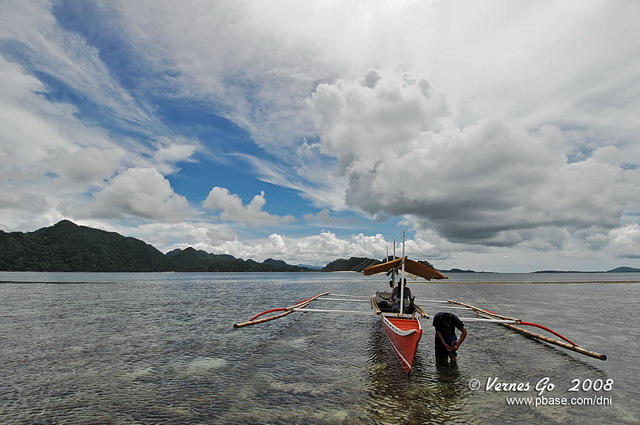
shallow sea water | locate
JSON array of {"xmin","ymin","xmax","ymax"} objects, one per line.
[{"xmin": 1, "ymin": 271, "xmax": 638, "ymax": 424}]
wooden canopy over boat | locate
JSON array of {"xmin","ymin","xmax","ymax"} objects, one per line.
[{"xmin": 362, "ymin": 257, "xmax": 449, "ymax": 281}]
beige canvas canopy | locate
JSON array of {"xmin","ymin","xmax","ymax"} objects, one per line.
[{"xmin": 362, "ymin": 257, "xmax": 448, "ymax": 281}]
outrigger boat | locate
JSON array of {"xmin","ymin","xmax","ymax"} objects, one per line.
[
  {"xmin": 361, "ymin": 241, "xmax": 448, "ymax": 373},
  {"xmin": 233, "ymin": 238, "xmax": 607, "ymax": 373}
]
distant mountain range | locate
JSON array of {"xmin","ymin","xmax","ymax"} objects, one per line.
[
  {"xmin": 532, "ymin": 267, "xmax": 640, "ymax": 273},
  {"xmin": 1, "ymin": 221, "xmax": 638, "ymax": 273},
  {"xmin": 0, "ymin": 220, "xmax": 310, "ymax": 272}
]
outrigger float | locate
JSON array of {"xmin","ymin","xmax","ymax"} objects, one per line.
[{"xmin": 233, "ymin": 240, "xmax": 607, "ymax": 373}]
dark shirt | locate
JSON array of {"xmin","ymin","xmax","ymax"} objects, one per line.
[
  {"xmin": 432, "ymin": 312, "xmax": 464, "ymax": 336},
  {"xmin": 391, "ymin": 284, "xmax": 411, "ymax": 301}
]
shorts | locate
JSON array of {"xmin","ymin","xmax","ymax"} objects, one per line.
[{"xmin": 435, "ymin": 333, "xmax": 458, "ymax": 358}]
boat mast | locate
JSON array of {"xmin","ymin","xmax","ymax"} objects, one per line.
[
  {"xmin": 399, "ymin": 231, "xmax": 406, "ymax": 315},
  {"xmin": 391, "ymin": 239, "xmax": 396, "ymax": 287}
]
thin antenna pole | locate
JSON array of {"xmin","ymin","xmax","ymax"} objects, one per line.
[
  {"xmin": 400, "ymin": 231, "xmax": 406, "ymax": 315},
  {"xmin": 391, "ymin": 239, "xmax": 396, "ymax": 287},
  {"xmin": 387, "ymin": 243, "xmax": 394, "ymax": 288}
]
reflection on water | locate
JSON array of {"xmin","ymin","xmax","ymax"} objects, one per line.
[
  {"xmin": 365, "ymin": 319, "xmax": 467, "ymax": 425},
  {"xmin": 0, "ymin": 272, "xmax": 638, "ymax": 424}
]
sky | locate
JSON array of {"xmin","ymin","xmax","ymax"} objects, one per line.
[{"xmin": 1, "ymin": 0, "xmax": 639, "ymax": 272}]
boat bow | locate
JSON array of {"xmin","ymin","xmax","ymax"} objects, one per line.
[{"xmin": 381, "ymin": 315, "xmax": 423, "ymax": 373}]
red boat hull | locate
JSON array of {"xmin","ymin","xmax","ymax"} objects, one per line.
[{"xmin": 381, "ymin": 316, "xmax": 423, "ymax": 373}]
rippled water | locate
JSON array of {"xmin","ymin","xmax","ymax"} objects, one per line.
[{"xmin": 1, "ymin": 272, "xmax": 638, "ymax": 424}]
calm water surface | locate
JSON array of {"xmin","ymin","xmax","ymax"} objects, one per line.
[{"xmin": 1, "ymin": 272, "xmax": 638, "ymax": 424}]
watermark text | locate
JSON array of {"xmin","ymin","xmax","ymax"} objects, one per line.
[{"xmin": 468, "ymin": 377, "xmax": 614, "ymax": 408}]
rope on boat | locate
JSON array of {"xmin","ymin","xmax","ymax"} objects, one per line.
[{"xmin": 351, "ymin": 257, "xmax": 381, "ymax": 272}]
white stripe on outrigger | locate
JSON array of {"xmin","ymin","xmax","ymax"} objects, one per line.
[
  {"xmin": 292, "ymin": 307, "xmax": 374, "ymax": 315},
  {"xmin": 419, "ymin": 305, "xmax": 470, "ymax": 310},
  {"xmin": 328, "ymin": 293, "xmax": 370, "ymax": 299},
  {"xmin": 413, "ymin": 299, "xmax": 452, "ymax": 304},
  {"xmin": 456, "ymin": 317, "xmax": 519, "ymax": 323},
  {"xmin": 315, "ymin": 297, "xmax": 372, "ymax": 303}
]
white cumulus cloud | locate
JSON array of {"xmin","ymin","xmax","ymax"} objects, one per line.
[
  {"xmin": 309, "ymin": 70, "xmax": 640, "ymax": 246},
  {"xmin": 203, "ymin": 187, "xmax": 295, "ymax": 227},
  {"xmin": 606, "ymin": 224, "xmax": 640, "ymax": 259},
  {"xmin": 64, "ymin": 167, "xmax": 190, "ymax": 221}
]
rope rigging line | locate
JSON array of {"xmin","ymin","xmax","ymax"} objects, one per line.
[
  {"xmin": 452, "ymin": 276, "xmax": 503, "ymax": 311},
  {"xmin": 351, "ymin": 257, "xmax": 382, "ymax": 272}
]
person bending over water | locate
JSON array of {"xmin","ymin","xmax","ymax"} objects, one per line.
[{"xmin": 433, "ymin": 312, "xmax": 467, "ymax": 365}]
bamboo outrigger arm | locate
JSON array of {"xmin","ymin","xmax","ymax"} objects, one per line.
[
  {"xmin": 233, "ymin": 308, "xmax": 294, "ymax": 328},
  {"xmin": 476, "ymin": 311, "xmax": 607, "ymax": 361},
  {"xmin": 233, "ymin": 292, "xmax": 330, "ymax": 328},
  {"xmin": 413, "ymin": 304, "xmax": 429, "ymax": 319},
  {"xmin": 448, "ymin": 299, "xmax": 607, "ymax": 361},
  {"xmin": 370, "ymin": 295, "xmax": 382, "ymax": 315}
]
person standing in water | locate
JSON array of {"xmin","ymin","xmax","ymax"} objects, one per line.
[{"xmin": 433, "ymin": 312, "xmax": 467, "ymax": 365}]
